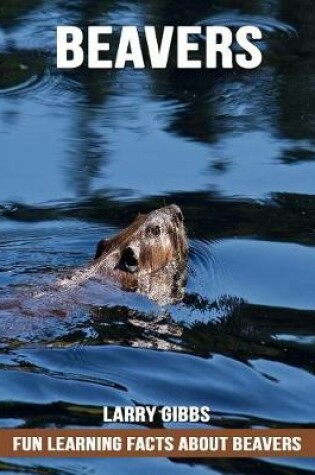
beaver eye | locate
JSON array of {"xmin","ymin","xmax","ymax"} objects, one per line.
[
  {"xmin": 119, "ymin": 247, "xmax": 139, "ymax": 273},
  {"xmin": 147, "ymin": 225, "xmax": 161, "ymax": 236},
  {"xmin": 153, "ymin": 225, "xmax": 161, "ymax": 236}
]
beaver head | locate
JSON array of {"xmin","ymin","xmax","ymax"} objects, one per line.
[{"xmin": 94, "ymin": 205, "xmax": 188, "ymax": 303}]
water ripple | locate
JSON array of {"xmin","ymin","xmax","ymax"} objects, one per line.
[
  {"xmin": 0, "ymin": 66, "xmax": 48, "ymax": 97},
  {"xmin": 198, "ymin": 12, "xmax": 297, "ymax": 37},
  {"xmin": 0, "ymin": 57, "xmax": 85, "ymax": 109}
]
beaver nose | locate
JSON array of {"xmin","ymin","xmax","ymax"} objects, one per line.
[{"xmin": 169, "ymin": 204, "xmax": 184, "ymax": 223}]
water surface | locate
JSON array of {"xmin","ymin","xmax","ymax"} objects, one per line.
[{"xmin": 0, "ymin": 1, "xmax": 315, "ymax": 474}]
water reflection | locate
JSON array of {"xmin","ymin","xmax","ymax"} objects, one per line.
[{"xmin": 1, "ymin": 0, "xmax": 315, "ymax": 204}]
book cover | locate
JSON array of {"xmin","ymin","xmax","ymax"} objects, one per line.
[{"xmin": 0, "ymin": 1, "xmax": 314, "ymax": 473}]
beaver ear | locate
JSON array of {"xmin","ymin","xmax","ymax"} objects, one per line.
[{"xmin": 94, "ymin": 239, "xmax": 111, "ymax": 260}]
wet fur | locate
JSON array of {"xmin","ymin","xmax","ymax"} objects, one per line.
[
  {"xmin": 54, "ymin": 204, "xmax": 188, "ymax": 305},
  {"xmin": 0, "ymin": 205, "xmax": 188, "ymax": 322}
]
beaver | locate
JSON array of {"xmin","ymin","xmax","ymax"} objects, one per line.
[
  {"xmin": 58, "ymin": 204, "xmax": 188, "ymax": 305},
  {"xmin": 0, "ymin": 205, "xmax": 188, "ymax": 322}
]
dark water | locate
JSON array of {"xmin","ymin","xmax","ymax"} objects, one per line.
[{"xmin": 1, "ymin": 0, "xmax": 315, "ymax": 473}]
